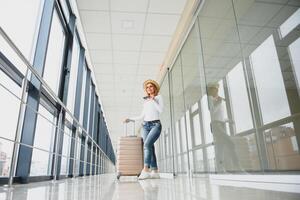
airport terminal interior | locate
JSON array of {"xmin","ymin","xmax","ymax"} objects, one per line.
[{"xmin": 0, "ymin": 0, "xmax": 300, "ymax": 199}]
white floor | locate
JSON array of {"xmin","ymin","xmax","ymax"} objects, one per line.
[{"xmin": 0, "ymin": 174, "xmax": 300, "ymax": 200}]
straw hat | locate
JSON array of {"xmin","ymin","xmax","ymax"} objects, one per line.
[
  {"xmin": 143, "ymin": 79, "xmax": 160, "ymax": 93},
  {"xmin": 207, "ymin": 82, "xmax": 219, "ymax": 89}
]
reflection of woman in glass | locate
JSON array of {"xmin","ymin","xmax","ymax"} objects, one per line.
[
  {"xmin": 124, "ymin": 80, "xmax": 163, "ymax": 180},
  {"xmin": 207, "ymin": 83, "xmax": 241, "ymax": 172}
]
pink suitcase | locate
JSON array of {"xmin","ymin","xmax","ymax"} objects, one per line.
[{"xmin": 116, "ymin": 123, "xmax": 143, "ymax": 179}]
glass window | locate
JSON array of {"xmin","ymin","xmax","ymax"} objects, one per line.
[
  {"xmin": 180, "ymin": 24, "xmax": 205, "ymax": 110},
  {"xmin": 227, "ymin": 62, "xmax": 253, "ymax": 132},
  {"xmin": 279, "ymin": 8, "xmax": 300, "ymax": 39},
  {"xmin": 175, "ymin": 121, "xmax": 181, "ymax": 154},
  {"xmin": 30, "ymin": 104, "xmax": 56, "ymax": 176},
  {"xmin": 206, "ymin": 146, "xmax": 215, "ymax": 172},
  {"xmin": 59, "ymin": 0, "xmax": 70, "ymax": 22},
  {"xmin": 264, "ymin": 122, "xmax": 300, "ymax": 170},
  {"xmin": 185, "ymin": 110, "xmax": 193, "ymax": 150},
  {"xmin": 60, "ymin": 126, "xmax": 72, "ymax": 175},
  {"xmin": 180, "ymin": 116, "xmax": 187, "ymax": 153},
  {"xmin": 201, "ymin": 95, "xmax": 213, "ymax": 144},
  {"xmin": 250, "ymin": 35, "xmax": 291, "ymax": 124},
  {"xmin": 194, "ymin": 149, "xmax": 204, "ymax": 172},
  {"xmin": 192, "ymin": 113, "xmax": 202, "ymax": 146},
  {"xmin": 66, "ymin": 34, "xmax": 80, "ymax": 115},
  {"xmin": 43, "ymin": 9, "xmax": 66, "ymax": 95},
  {"xmin": 0, "ymin": 0, "xmax": 44, "ymax": 62},
  {"xmin": 79, "ymin": 64, "xmax": 87, "ymax": 124},
  {"xmin": 0, "ymin": 36, "xmax": 28, "ymax": 75},
  {"xmin": 288, "ymin": 37, "xmax": 300, "ymax": 95},
  {"xmin": 0, "ymin": 70, "xmax": 22, "ymax": 141},
  {"xmin": 0, "ymin": 139, "xmax": 14, "ymax": 177}
]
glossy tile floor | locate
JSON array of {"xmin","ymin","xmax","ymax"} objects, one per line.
[{"xmin": 0, "ymin": 174, "xmax": 299, "ymax": 200}]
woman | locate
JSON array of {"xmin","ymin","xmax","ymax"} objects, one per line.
[{"xmin": 124, "ymin": 79, "xmax": 163, "ymax": 180}]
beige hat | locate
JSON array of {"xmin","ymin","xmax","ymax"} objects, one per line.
[
  {"xmin": 143, "ymin": 79, "xmax": 160, "ymax": 93},
  {"xmin": 207, "ymin": 82, "xmax": 219, "ymax": 89}
]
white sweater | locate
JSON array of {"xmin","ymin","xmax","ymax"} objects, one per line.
[{"xmin": 130, "ymin": 95, "xmax": 163, "ymax": 122}]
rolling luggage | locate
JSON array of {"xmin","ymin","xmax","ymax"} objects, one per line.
[{"xmin": 116, "ymin": 122, "xmax": 143, "ymax": 180}]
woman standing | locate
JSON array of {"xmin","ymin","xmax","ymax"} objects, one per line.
[{"xmin": 124, "ymin": 79, "xmax": 163, "ymax": 180}]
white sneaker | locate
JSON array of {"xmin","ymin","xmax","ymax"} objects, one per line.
[
  {"xmin": 150, "ymin": 171, "xmax": 160, "ymax": 179},
  {"xmin": 138, "ymin": 170, "xmax": 151, "ymax": 180}
]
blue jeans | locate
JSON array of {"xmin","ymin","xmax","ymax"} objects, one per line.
[{"xmin": 142, "ymin": 121, "xmax": 162, "ymax": 170}]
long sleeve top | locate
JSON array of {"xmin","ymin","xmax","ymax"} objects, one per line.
[
  {"xmin": 208, "ymin": 95, "xmax": 227, "ymax": 122},
  {"xmin": 129, "ymin": 95, "xmax": 163, "ymax": 122}
]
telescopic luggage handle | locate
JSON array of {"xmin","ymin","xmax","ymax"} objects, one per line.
[{"xmin": 124, "ymin": 121, "xmax": 136, "ymax": 137}]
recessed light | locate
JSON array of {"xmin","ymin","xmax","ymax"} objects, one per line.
[{"xmin": 122, "ymin": 20, "xmax": 134, "ymax": 29}]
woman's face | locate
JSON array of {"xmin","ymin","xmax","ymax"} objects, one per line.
[{"xmin": 146, "ymin": 83, "xmax": 156, "ymax": 95}]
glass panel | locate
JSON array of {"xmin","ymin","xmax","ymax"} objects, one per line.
[
  {"xmin": 289, "ymin": 37, "xmax": 300, "ymax": 95},
  {"xmin": 30, "ymin": 149, "xmax": 52, "ymax": 176},
  {"xmin": 192, "ymin": 114, "xmax": 202, "ymax": 146},
  {"xmin": 250, "ymin": 35, "xmax": 291, "ymax": 124},
  {"xmin": 0, "ymin": 139, "xmax": 14, "ymax": 177},
  {"xmin": 66, "ymin": 34, "xmax": 80, "ymax": 115},
  {"xmin": 185, "ymin": 110, "xmax": 193, "ymax": 150},
  {"xmin": 175, "ymin": 121, "xmax": 181, "ymax": 154},
  {"xmin": 30, "ymin": 104, "xmax": 56, "ymax": 176},
  {"xmin": 59, "ymin": 0, "xmax": 70, "ymax": 22},
  {"xmin": 79, "ymin": 64, "xmax": 87, "ymax": 124},
  {"xmin": 265, "ymin": 122, "xmax": 300, "ymax": 170},
  {"xmin": 194, "ymin": 149, "xmax": 204, "ymax": 172},
  {"xmin": 0, "ymin": 0, "xmax": 44, "ymax": 61},
  {"xmin": 227, "ymin": 62, "xmax": 253, "ymax": 132},
  {"xmin": 32, "ymin": 105, "xmax": 56, "ymax": 152},
  {"xmin": 181, "ymin": 24, "xmax": 205, "ymax": 111},
  {"xmin": 279, "ymin": 8, "xmax": 300, "ymax": 38},
  {"xmin": 43, "ymin": 9, "xmax": 66, "ymax": 95},
  {"xmin": 0, "ymin": 70, "xmax": 22, "ymax": 141},
  {"xmin": 191, "ymin": 102, "xmax": 198, "ymax": 113},
  {"xmin": 206, "ymin": 146, "xmax": 215, "ymax": 172},
  {"xmin": 201, "ymin": 95, "xmax": 213, "ymax": 144},
  {"xmin": 180, "ymin": 116, "xmax": 187, "ymax": 153}
]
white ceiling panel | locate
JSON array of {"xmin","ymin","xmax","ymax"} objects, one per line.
[
  {"xmin": 111, "ymin": 12, "xmax": 146, "ymax": 34},
  {"xmin": 114, "ymin": 64, "xmax": 139, "ymax": 74},
  {"xmin": 149, "ymin": 0, "xmax": 186, "ymax": 14},
  {"xmin": 111, "ymin": 0, "xmax": 149, "ymax": 12},
  {"xmin": 113, "ymin": 34, "xmax": 143, "ymax": 51},
  {"xmin": 86, "ymin": 33, "xmax": 112, "ymax": 50},
  {"xmin": 96, "ymin": 74, "xmax": 115, "ymax": 83},
  {"xmin": 90, "ymin": 50, "xmax": 113, "ymax": 63},
  {"xmin": 144, "ymin": 14, "xmax": 181, "ymax": 35},
  {"xmin": 137, "ymin": 64, "xmax": 159, "ymax": 76},
  {"xmin": 93, "ymin": 63, "xmax": 114, "ymax": 74},
  {"xmin": 142, "ymin": 35, "xmax": 172, "ymax": 52},
  {"xmin": 113, "ymin": 51, "xmax": 140, "ymax": 64},
  {"xmin": 139, "ymin": 52, "xmax": 165, "ymax": 65},
  {"xmin": 77, "ymin": 0, "xmax": 109, "ymax": 11},
  {"xmin": 79, "ymin": 11, "xmax": 110, "ymax": 33}
]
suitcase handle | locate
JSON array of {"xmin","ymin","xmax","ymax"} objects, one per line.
[{"xmin": 124, "ymin": 121, "xmax": 135, "ymax": 137}]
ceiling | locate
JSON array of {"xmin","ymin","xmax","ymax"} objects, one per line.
[{"xmin": 75, "ymin": 0, "xmax": 188, "ymax": 147}]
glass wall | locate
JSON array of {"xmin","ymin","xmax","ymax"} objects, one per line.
[
  {"xmin": 0, "ymin": 0, "xmax": 115, "ymax": 184},
  {"xmin": 158, "ymin": 0, "xmax": 300, "ymax": 174}
]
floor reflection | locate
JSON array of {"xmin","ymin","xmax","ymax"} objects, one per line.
[{"xmin": 0, "ymin": 174, "xmax": 299, "ymax": 200}]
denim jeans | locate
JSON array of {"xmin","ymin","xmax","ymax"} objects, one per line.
[{"xmin": 142, "ymin": 121, "xmax": 162, "ymax": 170}]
